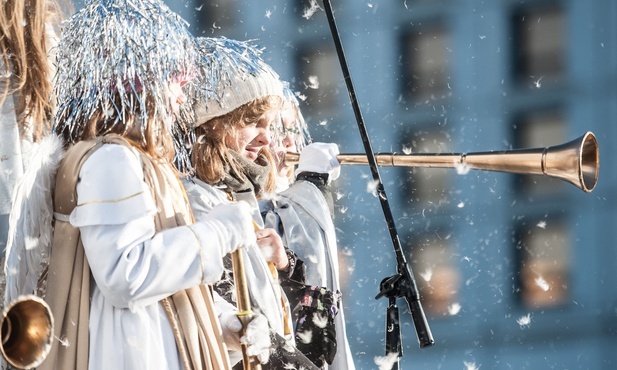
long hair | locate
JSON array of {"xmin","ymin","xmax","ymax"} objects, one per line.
[
  {"xmin": 192, "ymin": 96, "xmax": 280, "ymax": 193},
  {"xmin": 54, "ymin": 91, "xmax": 177, "ymax": 163},
  {"xmin": 0, "ymin": 0, "xmax": 66, "ymax": 140}
]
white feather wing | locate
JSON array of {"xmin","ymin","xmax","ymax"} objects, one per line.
[{"xmin": 3, "ymin": 134, "xmax": 64, "ymax": 305}]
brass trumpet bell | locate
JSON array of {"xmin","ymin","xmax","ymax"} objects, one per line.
[
  {"xmin": 284, "ymin": 132, "xmax": 600, "ymax": 193},
  {"xmin": 1, "ymin": 295, "xmax": 54, "ymax": 369}
]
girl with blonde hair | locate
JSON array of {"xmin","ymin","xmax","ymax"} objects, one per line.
[{"xmin": 182, "ymin": 37, "xmax": 319, "ymax": 370}]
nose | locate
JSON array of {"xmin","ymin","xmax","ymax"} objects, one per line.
[
  {"xmin": 282, "ymin": 134, "xmax": 294, "ymax": 149},
  {"xmin": 256, "ymin": 128, "xmax": 271, "ymax": 146}
]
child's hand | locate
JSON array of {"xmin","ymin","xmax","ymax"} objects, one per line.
[{"xmin": 255, "ymin": 228, "xmax": 288, "ymax": 270}]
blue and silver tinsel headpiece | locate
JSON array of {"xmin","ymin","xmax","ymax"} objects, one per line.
[{"xmin": 53, "ymin": 0, "xmax": 198, "ymax": 145}]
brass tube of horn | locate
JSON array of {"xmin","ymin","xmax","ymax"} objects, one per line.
[
  {"xmin": 1, "ymin": 295, "xmax": 54, "ymax": 369},
  {"xmin": 285, "ymin": 132, "xmax": 599, "ymax": 193},
  {"xmin": 230, "ymin": 220, "xmax": 264, "ymax": 370}
]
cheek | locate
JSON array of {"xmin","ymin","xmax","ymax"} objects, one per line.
[{"xmin": 232, "ymin": 129, "xmax": 253, "ymax": 149}]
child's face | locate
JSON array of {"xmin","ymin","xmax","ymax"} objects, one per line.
[
  {"xmin": 280, "ymin": 106, "xmax": 300, "ymax": 153},
  {"xmin": 226, "ymin": 108, "xmax": 277, "ymax": 162},
  {"xmin": 271, "ymin": 104, "xmax": 299, "ymax": 176}
]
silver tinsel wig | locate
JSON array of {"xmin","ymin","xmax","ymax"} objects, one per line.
[
  {"xmin": 186, "ymin": 36, "xmax": 284, "ymax": 128},
  {"xmin": 53, "ymin": 0, "xmax": 199, "ymax": 145}
]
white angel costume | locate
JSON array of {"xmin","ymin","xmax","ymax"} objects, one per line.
[
  {"xmin": 26, "ymin": 136, "xmax": 248, "ymax": 370},
  {"xmin": 0, "ymin": 22, "xmax": 58, "ymax": 256},
  {"xmin": 183, "ymin": 177, "xmax": 291, "ymax": 347},
  {"xmin": 0, "ymin": 62, "xmax": 33, "ymax": 256},
  {"xmin": 75, "ymin": 144, "xmax": 224, "ymax": 370},
  {"xmin": 262, "ymin": 179, "xmax": 356, "ymax": 370}
]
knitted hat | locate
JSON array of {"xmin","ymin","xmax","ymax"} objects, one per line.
[
  {"xmin": 188, "ymin": 37, "xmax": 285, "ymax": 128},
  {"xmin": 53, "ymin": 0, "xmax": 198, "ymax": 143}
]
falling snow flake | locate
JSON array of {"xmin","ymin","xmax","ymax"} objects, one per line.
[
  {"xmin": 455, "ymin": 161, "xmax": 471, "ymax": 175},
  {"xmin": 303, "ymin": 0, "xmax": 321, "ymax": 19},
  {"xmin": 374, "ymin": 352, "xmax": 399, "ymax": 370},
  {"xmin": 448, "ymin": 302, "xmax": 462, "ymax": 315},
  {"xmin": 366, "ymin": 179, "xmax": 379, "ymax": 196},
  {"xmin": 420, "ymin": 268, "xmax": 433, "ymax": 282},
  {"xmin": 535, "ymin": 276, "xmax": 550, "ymax": 291},
  {"xmin": 306, "ymin": 75, "xmax": 319, "ymax": 89},
  {"xmin": 464, "ymin": 361, "xmax": 481, "ymax": 370},
  {"xmin": 517, "ymin": 313, "xmax": 532, "ymax": 328}
]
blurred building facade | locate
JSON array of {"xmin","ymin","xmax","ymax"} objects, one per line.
[{"xmin": 169, "ymin": 0, "xmax": 617, "ymax": 368}]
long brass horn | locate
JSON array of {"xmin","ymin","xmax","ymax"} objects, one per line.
[
  {"xmin": 229, "ymin": 221, "xmax": 265, "ymax": 370},
  {"xmin": 1, "ymin": 295, "xmax": 54, "ymax": 369},
  {"xmin": 285, "ymin": 132, "xmax": 599, "ymax": 193}
]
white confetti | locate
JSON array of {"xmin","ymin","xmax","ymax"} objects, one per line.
[
  {"xmin": 535, "ymin": 276, "xmax": 550, "ymax": 291},
  {"xmin": 302, "ymin": 0, "xmax": 321, "ymax": 19},
  {"xmin": 419, "ymin": 268, "xmax": 433, "ymax": 282},
  {"xmin": 374, "ymin": 352, "xmax": 399, "ymax": 370},
  {"xmin": 306, "ymin": 75, "xmax": 319, "ymax": 89},
  {"xmin": 517, "ymin": 313, "xmax": 532, "ymax": 328},
  {"xmin": 448, "ymin": 302, "xmax": 462, "ymax": 315}
]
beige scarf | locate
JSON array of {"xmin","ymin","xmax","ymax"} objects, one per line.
[{"xmin": 39, "ymin": 135, "xmax": 231, "ymax": 370}]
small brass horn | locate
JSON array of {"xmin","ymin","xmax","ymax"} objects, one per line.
[{"xmin": 1, "ymin": 295, "xmax": 54, "ymax": 369}]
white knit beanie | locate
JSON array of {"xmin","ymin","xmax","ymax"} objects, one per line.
[{"xmin": 190, "ymin": 37, "xmax": 285, "ymax": 127}]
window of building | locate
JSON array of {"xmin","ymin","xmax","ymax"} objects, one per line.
[
  {"xmin": 193, "ymin": 0, "xmax": 236, "ymax": 36},
  {"xmin": 296, "ymin": 44, "xmax": 340, "ymax": 114},
  {"xmin": 512, "ymin": 5, "xmax": 565, "ymax": 87},
  {"xmin": 399, "ymin": 128, "xmax": 452, "ymax": 206},
  {"xmin": 512, "ymin": 109, "xmax": 566, "ymax": 195},
  {"xmin": 408, "ymin": 230, "xmax": 459, "ymax": 316},
  {"xmin": 401, "ymin": 25, "xmax": 451, "ymax": 103},
  {"xmin": 515, "ymin": 217, "xmax": 570, "ymax": 309}
]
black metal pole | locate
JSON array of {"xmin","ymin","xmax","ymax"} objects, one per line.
[
  {"xmin": 321, "ymin": 0, "xmax": 435, "ymax": 363},
  {"xmin": 386, "ymin": 297, "xmax": 402, "ymax": 370}
]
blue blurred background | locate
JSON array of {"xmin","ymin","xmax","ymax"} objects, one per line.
[{"xmin": 73, "ymin": 1, "xmax": 617, "ymax": 368}]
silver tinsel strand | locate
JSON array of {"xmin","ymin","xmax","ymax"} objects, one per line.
[
  {"xmin": 53, "ymin": 0, "xmax": 199, "ymax": 154},
  {"xmin": 280, "ymin": 81, "xmax": 311, "ymax": 151},
  {"xmin": 192, "ymin": 37, "xmax": 276, "ymax": 109}
]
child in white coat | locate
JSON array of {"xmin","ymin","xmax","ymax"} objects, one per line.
[
  {"xmin": 262, "ymin": 85, "xmax": 356, "ymax": 370},
  {"xmin": 182, "ymin": 37, "xmax": 320, "ymax": 370}
]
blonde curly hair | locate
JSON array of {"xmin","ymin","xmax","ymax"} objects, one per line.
[{"xmin": 191, "ymin": 95, "xmax": 281, "ymax": 194}]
